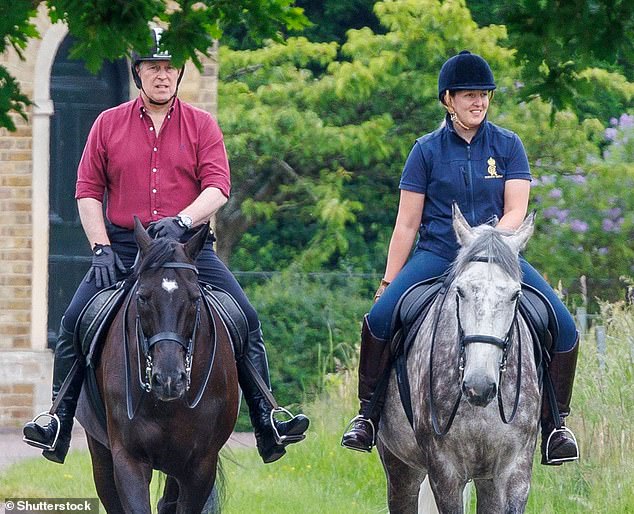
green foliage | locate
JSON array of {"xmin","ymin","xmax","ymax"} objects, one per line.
[
  {"xmin": 0, "ymin": 0, "xmax": 308, "ymax": 131},
  {"xmin": 244, "ymin": 270, "xmax": 371, "ymax": 408},
  {"xmin": 468, "ymin": 0, "xmax": 634, "ymax": 122}
]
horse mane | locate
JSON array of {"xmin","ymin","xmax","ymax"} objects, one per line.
[
  {"xmin": 449, "ymin": 225, "xmax": 522, "ymax": 282},
  {"xmin": 130, "ymin": 238, "xmax": 181, "ymax": 280}
]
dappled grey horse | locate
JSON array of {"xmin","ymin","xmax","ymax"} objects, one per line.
[{"xmin": 378, "ymin": 206, "xmax": 541, "ymax": 513}]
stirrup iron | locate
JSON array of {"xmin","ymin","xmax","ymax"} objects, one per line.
[
  {"xmin": 23, "ymin": 412, "xmax": 61, "ymax": 451},
  {"xmin": 270, "ymin": 407, "xmax": 306, "ymax": 445},
  {"xmin": 545, "ymin": 426, "xmax": 579, "ymax": 464}
]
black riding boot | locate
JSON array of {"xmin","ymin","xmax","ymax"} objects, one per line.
[
  {"xmin": 237, "ymin": 325, "xmax": 309, "ymax": 464},
  {"xmin": 541, "ymin": 336, "xmax": 580, "ymax": 465},
  {"xmin": 23, "ymin": 321, "xmax": 84, "ymax": 464},
  {"xmin": 341, "ymin": 315, "xmax": 391, "ymax": 452}
]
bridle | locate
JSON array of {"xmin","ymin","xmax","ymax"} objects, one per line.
[
  {"xmin": 429, "ymin": 255, "xmax": 523, "ymax": 436},
  {"xmin": 123, "ymin": 260, "xmax": 218, "ymax": 418},
  {"xmin": 136, "ymin": 262, "xmax": 201, "ymax": 394}
]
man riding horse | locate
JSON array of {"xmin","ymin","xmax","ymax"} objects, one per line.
[{"xmin": 24, "ymin": 25, "xmax": 309, "ymax": 465}]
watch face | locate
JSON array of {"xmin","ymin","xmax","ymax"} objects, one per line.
[{"xmin": 179, "ymin": 215, "xmax": 193, "ymax": 228}]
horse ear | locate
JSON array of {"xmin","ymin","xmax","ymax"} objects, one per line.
[
  {"xmin": 452, "ymin": 203, "xmax": 475, "ymax": 247},
  {"xmin": 134, "ymin": 216, "xmax": 153, "ymax": 254},
  {"xmin": 505, "ymin": 210, "xmax": 536, "ymax": 254},
  {"xmin": 184, "ymin": 223, "xmax": 209, "ymax": 261}
]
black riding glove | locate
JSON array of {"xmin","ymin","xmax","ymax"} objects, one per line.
[
  {"xmin": 148, "ymin": 217, "xmax": 188, "ymax": 241},
  {"xmin": 86, "ymin": 244, "xmax": 126, "ymax": 289}
]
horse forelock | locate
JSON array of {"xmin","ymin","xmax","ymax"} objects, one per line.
[
  {"xmin": 133, "ymin": 238, "xmax": 185, "ymax": 279},
  {"xmin": 450, "ymin": 226, "xmax": 521, "ymax": 283}
]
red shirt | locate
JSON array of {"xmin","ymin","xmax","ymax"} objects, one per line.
[{"xmin": 76, "ymin": 97, "xmax": 231, "ymax": 229}]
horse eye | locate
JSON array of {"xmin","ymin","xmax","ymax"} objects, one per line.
[
  {"xmin": 511, "ymin": 290, "xmax": 522, "ymax": 301},
  {"xmin": 136, "ymin": 292, "xmax": 149, "ymax": 305}
]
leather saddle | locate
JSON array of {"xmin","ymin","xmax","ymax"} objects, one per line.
[{"xmin": 390, "ymin": 277, "xmax": 558, "ymax": 358}]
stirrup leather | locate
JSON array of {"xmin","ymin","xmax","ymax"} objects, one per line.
[
  {"xmin": 23, "ymin": 412, "xmax": 61, "ymax": 451},
  {"xmin": 545, "ymin": 426, "xmax": 579, "ymax": 464},
  {"xmin": 270, "ymin": 407, "xmax": 306, "ymax": 445},
  {"xmin": 341, "ymin": 415, "xmax": 376, "ymax": 452}
]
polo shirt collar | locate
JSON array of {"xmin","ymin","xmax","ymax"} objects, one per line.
[{"xmin": 136, "ymin": 95, "xmax": 178, "ymax": 116}]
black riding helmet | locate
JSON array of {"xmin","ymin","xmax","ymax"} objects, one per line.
[
  {"xmin": 131, "ymin": 27, "xmax": 184, "ymax": 105},
  {"xmin": 438, "ymin": 50, "xmax": 496, "ymax": 103}
]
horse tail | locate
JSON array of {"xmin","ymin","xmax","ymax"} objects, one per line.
[{"xmin": 202, "ymin": 456, "xmax": 226, "ymax": 514}]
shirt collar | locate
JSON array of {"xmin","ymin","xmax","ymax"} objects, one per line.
[{"xmin": 136, "ymin": 95, "xmax": 178, "ymax": 116}]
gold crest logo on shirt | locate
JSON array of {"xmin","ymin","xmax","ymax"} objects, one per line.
[{"xmin": 485, "ymin": 157, "xmax": 502, "ymax": 179}]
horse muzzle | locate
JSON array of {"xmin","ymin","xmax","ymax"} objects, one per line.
[
  {"xmin": 151, "ymin": 369, "xmax": 188, "ymax": 401},
  {"xmin": 462, "ymin": 377, "xmax": 497, "ymax": 407}
]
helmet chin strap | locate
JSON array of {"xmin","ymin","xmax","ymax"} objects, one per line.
[{"xmin": 443, "ymin": 91, "xmax": 473, "ymax": 131}]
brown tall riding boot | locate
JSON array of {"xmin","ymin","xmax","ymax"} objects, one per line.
[
  {"xmin": 341, "ymin": 315, "xmax": 391, "ymax": 452},
  {"xmin": 541, "ymin": 336, "xmax": 580, "ymax": 465}
]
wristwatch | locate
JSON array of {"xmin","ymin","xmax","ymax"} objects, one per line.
[{"xmin": 176, "ymin": 214, "xmax": 193, "ymax": 229}]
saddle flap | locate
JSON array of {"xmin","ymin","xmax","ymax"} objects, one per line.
[
  {"xmin": 200, "ymin": 282, "xmax": 248, "ymax": 356},
  {"xmin": 75, "ymin": 281, "xmax": 129, "ymax": 365},
  {"xmin": 519, "ymin": 282, "xmax": 559, "ymax": 355}
]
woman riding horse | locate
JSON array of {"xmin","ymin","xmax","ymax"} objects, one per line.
[{"xmin": 341, "ymin": 50, "xmax": 579, "ymax": 465}]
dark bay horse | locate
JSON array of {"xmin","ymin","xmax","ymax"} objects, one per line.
[
  {"xmin": 79, "ymin": 218, "xmax": 239, "ymax": 513},
  {"xmin": 378, "ymin": 206, "xmax": 541, "ymax": 513}
]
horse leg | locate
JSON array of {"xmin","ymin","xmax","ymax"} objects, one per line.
[
  {"xmin": 377, "ymin": 439, "xmax": 427, "ymax": 513},
  {"xmin": 157, "ymin": 476, "xmax": 179, "ymax": 514},
  {"xmin": 427, "ymin": 468, "xmax": 467, "ymax": 514},
  {"xmin": 473, "ymin": 464, "xmax": 532, "ymax": 514},
  {"xmin": 111, "ymin": 447, "xmax": 154, "ymax": 514},
  {"xmin": 85, "ymin": 435, "xmax": 125, "ymax": 514},
  {"xmin": 173, "ymin": 459, "xmax": 219, "ymax": 514}
]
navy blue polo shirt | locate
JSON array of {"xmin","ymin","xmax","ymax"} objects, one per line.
[{"xmin": 400, "ymin": 115, "xmax": 531, "ymax": 259}]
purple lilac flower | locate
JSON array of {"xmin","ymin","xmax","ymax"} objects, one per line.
[
  {"xmin": 598, "ymin": 247, "xmax": 609, "ymax": 256},
  {"xmin": 605, "ymin": 127, "xmax": 618, "ymax": 141},
  {"xmin": 540, "ymin": 174, "xmax": 556, "ymax": 185},
  {"xmin": 602, "ymin": 219, "xmax": 616, "ymax": 232},
  {"xmin": 549, "ymin": 188, "xmax": 563, "ymax": 199},
  {"xmin": 610, "ymin": 117, "xmax": 618, "ymax": 127},
  {"xmin": 569, "ymin": 174, "xmax": 586, "ymax": 184},
  {"xmin": 606, "ymin": 207, "xmax": 622, "ymax": 219},
  {"xmin": 570, "ymin": 219, "xmax": 589, "ymax": 233},
  {"xmin": 619, "ymin": 113, "xmax": 634, "ymax": 128}
]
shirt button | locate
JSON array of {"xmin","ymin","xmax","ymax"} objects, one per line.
[
  {"xmin": 153, "ymin": 210, "xmax": 157, "ymax": 215},
  {"xmin": 167, "ymin": 115, "xmax": 171, "ymax": 119},
  {"xmin": 152, "ymin": 189, "xmax": 157, "ymax": 193},
  {"xmin": 152, "ymin": 168, "xmax": 157, "ymax": 172},
  {"xmin": 153, "ymin": 147, "xmax": 158, "ymax": 152},
  {"xmin": 149, "ymin": 127, "xmax": 154, "ymax": 131}
]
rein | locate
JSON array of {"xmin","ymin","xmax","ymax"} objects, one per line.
[
  {"xmin": 428, "ymin": 255, "xmax": 523, "ymax": 436},
  {"xmin": 123, "ymin": 260, "xmax": 218, "ymax": 419}
]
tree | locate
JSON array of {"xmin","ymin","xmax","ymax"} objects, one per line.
[
  {"xmin": 467, "ymin": 0, "xmax": 634, "ymax": 122},
  {"xmin": 0, "ymin": 0, "xmax": 307, "ymax": 131}
]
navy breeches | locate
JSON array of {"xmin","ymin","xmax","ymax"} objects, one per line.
[
  {"xmin": 60, "ymin": 224, "xmax": 259, "ymax": 334},
  {"xmin": 367, "ymin": 249, "xmax": 577, "ymax": 352}
]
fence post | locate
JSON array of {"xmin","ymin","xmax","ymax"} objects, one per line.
[
  {"xmin": 576, "ymin": 306, "xmax": 588, "ymax": 335},
  {"xmin": 595, "ymin": 325, "xmax": 606, "ymax": 372}
]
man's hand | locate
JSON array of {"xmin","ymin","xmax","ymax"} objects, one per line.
[
  {"xmin": 148, "ymin": 217, "xmax": 187, "ymax": 241},
  {"xmin": 86, "ymin": 244, "xmax": 126, "ymax": 288}
]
